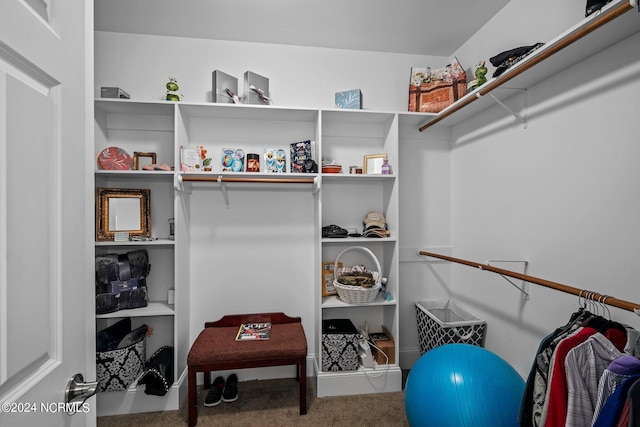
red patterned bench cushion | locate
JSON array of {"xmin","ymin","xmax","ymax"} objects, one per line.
[{"xmin": 187, "ymin": 323, "xmax": 307, "ymax": 366}]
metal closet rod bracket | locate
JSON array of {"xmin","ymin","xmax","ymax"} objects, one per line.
[
  {"xmin": 174, "ymin": 173, "xmax": 192, "ymax": 194},
  {"xmin": 218, "ymin": 175, "xmax": 230, "ymax": 207},
  {"xmin": 486, "ymin": 259, "xmax": 530, "ymax": 299},
  {"xmin": 476, "ymin": 89, "xmax": 528, "ymax": 129}
]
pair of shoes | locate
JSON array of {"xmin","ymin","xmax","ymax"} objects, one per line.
[
  {"xmin": 322, "ymin": 224, "xmax": 348, "ymax": 238},
  {"xmin": 222, "ymin": 373, "xmax": 238, "ymax": 403},
  {"xmin": 203, "ymin": 374, "xmax": 238, "ymax": 407},
  {"xmin": 203, "ymin": 376, "xmax": 225, "ymax": 407}
]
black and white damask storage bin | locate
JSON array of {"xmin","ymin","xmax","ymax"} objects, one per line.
[
  {"xmin": 96, "ymin": 318, "xmax": 147, "ymax": 392},
  {"xmin": 322, "ymin": 319, "xmax": 359, "ymax": 371}
]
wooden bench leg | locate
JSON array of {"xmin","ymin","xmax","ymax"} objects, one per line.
[
  {"xmin": 204, "ymin": 371, "xmax": 210, "ymax": 389},
  {"xmin": 188, "ymin": 366, "xmax": 197, "ymax": 426},
  {"xmin": 299, "ymin": 358, "xmax": 307, "ymax": 415}
]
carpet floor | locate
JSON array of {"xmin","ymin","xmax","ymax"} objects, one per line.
[{"xmin": 97, "ymin": 376, "xmax": 409, "ymax": 427}]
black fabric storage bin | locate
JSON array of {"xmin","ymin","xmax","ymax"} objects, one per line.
[{"xmin": 322, "ymin": 319, "xmax": 359, "ymax": 371}]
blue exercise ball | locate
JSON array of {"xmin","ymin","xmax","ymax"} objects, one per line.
[{"xmin": 405, "ymin": 344, "xmax": 524, "ymax": 427}]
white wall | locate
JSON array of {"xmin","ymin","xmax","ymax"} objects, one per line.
[
  {"xmin": 397, "ymin": 124, "xmax": 452, "ymax": 367},
  {"xmin": 446, "ymin": 0, "xmax": 640, "ymax": 377},
  {"xmin": 95, "ymin": 31, "xmax": 445, "ymax": 111},
  {"xmin": 453, "ymin": 0, "xmax": 586, "ymax": 78}
]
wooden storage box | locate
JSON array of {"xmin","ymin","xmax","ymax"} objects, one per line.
[
  {"xmin": 370, "ymin": 326, "xmax": 395, "ymax": 365},
  {"xmin": 408, "ymin": 60, "xmax": 467, "ymax": 113}
]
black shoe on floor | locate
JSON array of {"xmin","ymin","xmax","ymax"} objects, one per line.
[
  {"xmin": 204, "ymin": 376, "xmax": 225, "ymax": 407},
  {"xmin": 222, "ymin": 373, "xmax": 238, "ymax": 402}
]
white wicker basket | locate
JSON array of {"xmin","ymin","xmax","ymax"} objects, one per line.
[{"xmin": 333, "ymin": 246, "xmax": 382, "ymax": 304}]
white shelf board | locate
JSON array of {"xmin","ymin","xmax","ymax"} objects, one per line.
[
  {"xmin": 96, "ymin": 301, "xmax": 175, "ymax": 319},
  {"xmin": 95, "ymin": 239, "xmax": 175, "ymax": 247},
  {"xmin": 96, "ymin": 382, "xmax": 181, "ymax": 416},
  {"xmin": 95, "ymin": 170, "xmax": 175, "ymax": 178},
  {"xmin": 321, "ymin": 109, "xmax": 397, "ymax": 124},
  {"xmin": 321, "ymin": 173, "xmax": 396, "ymax": 181},
  {"xmin": 177, "ymin": 101, "xmax": 318, "ymax": 122},
  {"xmin": 315, "ymin": 364, "xmax": 403, "ymax": 397},
  {"xmin": 322, "ymin": 292, "xmax": 396, "ymax": 309},
  {"xmin": 95, "ymin": 98, "xmax": 176, "ymax": 115},
  {"xmin": 321, "ymin": 236, "xmax": 397, "ymax": 244}
]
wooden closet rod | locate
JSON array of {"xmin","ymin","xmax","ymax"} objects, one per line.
[
  {"xmin": 418, "ymin": 0, "xmax": 635, "ymax": 132},
  {"xmin": 419, "ymin": 251, "xmax": 640, "ymax": 313},
  {"xmin": 181, "ymin": 175, "xmax": 315, "ymax": 184}
]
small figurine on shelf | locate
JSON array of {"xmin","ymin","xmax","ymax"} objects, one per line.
[
  {"xmin": 381, "ymin": 158, "xmax": 391, "ymax": 175},
  {"xmin": 165, "ymin": 77, "xmax": 183, "ymax": 101},
  {"xmin": 467, "ymin": 61, "xmax": 488, "ymax": 91}
]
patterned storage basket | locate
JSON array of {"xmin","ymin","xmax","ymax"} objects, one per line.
[
  {"xmin": 322, "ymin": 319, "xmax": 359, "ymax": 371},
  {"xmin": 333, "ymin": 246, "xmax": 382, "ymax": 304},
  {"xmin": 96, "ymin": 319, "xmax": 147, "ymax": 392},
  {"xmin": 415, "ymin": 299, "xmax": 486, "ymax": 354}
]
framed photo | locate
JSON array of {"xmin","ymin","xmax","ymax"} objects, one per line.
[
  {"xmin": 96, "ymin": 188, "xmax": 151, "ymax": 241},
  {"xmin": 363, "ymin": 154, "xmax": 388, "ymax": 174},
  {"xmin": 322, "ymin": 261, "xmax": 342, "ymax": 296},
  {"xmin": 133, "ymin": 151, "xmax": 157, "ymax": 170}
]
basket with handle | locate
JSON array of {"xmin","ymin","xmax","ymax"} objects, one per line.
[{"xmin": 333, "ymin": 246, "xmax": 382, "ymax": 304}]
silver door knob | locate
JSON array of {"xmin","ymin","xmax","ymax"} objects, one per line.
[{"xmin": 65, "ymin": 373, "xmax": 98, "ymax": 415}]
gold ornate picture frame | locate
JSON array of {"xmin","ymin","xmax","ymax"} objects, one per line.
[
  {"xmin": 133, "ymin": 151, "xmax": 157, "ymax": 170},
  {"xmin": 96, "ymin": 188, "xmax": 151, "ymax": 241}
]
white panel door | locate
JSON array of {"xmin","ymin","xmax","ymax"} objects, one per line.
[{"xmin": 0, "ymin": 1, "xmax": 94, "ymax": 426}]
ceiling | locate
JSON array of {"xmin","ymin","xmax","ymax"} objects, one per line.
[{"xmin": 94, "ymin": 0, "xmax": 511, "ymax": 56}]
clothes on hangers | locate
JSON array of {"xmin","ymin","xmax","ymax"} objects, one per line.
[
  {"xmin": 591, "ymin": 356, "xmax": 640, "ymax": 425},
  {"xmin": 564, "ymin": 333, "xmax": 622, "ymax": 427},
  {"xmin": 518, "ymin": 309, "xmax": 591, "ymax": 427},
  {"xmin": 593, "ymin": 374, "xmax": 640, "ymax": 427},
  {"xmin": 542, "ymin": 326, "xmax": 598, "ymax": 426},
  {"xmin": 518, "ymin": 310, "xmax": 640, "ymax": 427},
  {"xmin": 626, "ymin": 379, "xmax": 640, "ymax": 427}
]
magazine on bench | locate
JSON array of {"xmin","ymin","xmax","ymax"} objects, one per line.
[{"xmin": 235, "ymin": 322, "xmax": 272, "ymax": 340}]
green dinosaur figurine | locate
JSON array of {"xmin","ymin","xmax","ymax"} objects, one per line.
[
  {"xmin": 468, "ymin": 61, "xmax": 488, "ymax": 91},
  {"xmin": 165, "ymin": 77, "xmax": 183, "ymax": 101}
]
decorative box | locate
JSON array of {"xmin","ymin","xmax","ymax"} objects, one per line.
[
  {"xmin": 244, "ymin": 71, "xmax": 270, "ymax": 105},
  {"xmin": 370, "ymin": 326, "xmax": 395, "ymax": 365},
  {"xmin": 212, "ymin": 70, "xmax": 238, "ymax": 103},
  {"xmin": 408, "ymin": 59, "xmax": 467, "ymax": 113},
  {"xmin": 96, "ymin": 318, "xmax": 147, "ymax": 392},
  {"xmin": 100, "ymin": 87, "xmax": 130, "ymax": 99},
  {"xmin": 335, "ymin": 89, "xmax": 362, "ymax": 109},
  {"xmin": 322, "ymin": 318, "xmax": 359, "ymax": 371}
]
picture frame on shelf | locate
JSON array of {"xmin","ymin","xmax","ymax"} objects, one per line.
[
  {"xmin": 322, "ymin": 261, "xmax": 342, "ymax": 296},
  {"xmin": 133, "ymin": 151, "xmax": 157, "ymax": 170},
  {"xmin": 363, "ymin": 154, "xmax": 387, "ymax": 174},
  {"xmin": 96, "ymin": 188, "xmax": 151, "ymax": 241}
]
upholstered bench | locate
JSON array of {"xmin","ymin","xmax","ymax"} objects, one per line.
[{"xmin": 187, "ymin": 312, "xmax": 308, "ymax": 426}]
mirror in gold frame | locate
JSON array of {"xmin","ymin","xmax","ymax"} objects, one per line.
[{"xmin": 96, "ymin": 188, "xmax": 151, "ymax": 241}]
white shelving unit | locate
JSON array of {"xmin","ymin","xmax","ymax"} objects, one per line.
[
  {"xmin": 316, "ymin": 109, "xmax": 403, "ymax": 396},
  {"xmin": 93, "ymin": 99, "xmax": 410, "ymax": 412},
  {"xmin": 94, "ymin": 100, "xmax": 185, "ymax": 416}
]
